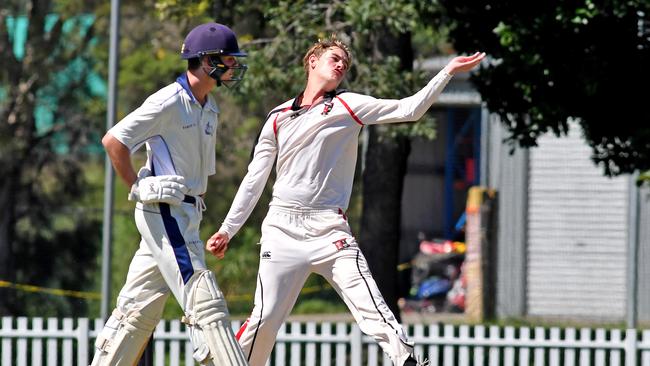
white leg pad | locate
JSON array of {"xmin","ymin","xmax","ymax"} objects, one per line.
[
  {"xmin": 90, "ymin": 295, "xmax": 166, "ymax": 366},
  {"xmin": 184, "ymin": 270, "xmax": 248, "ymax": 365}
]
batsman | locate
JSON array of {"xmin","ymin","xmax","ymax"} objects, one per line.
[
  {"xmin": 207, "ymin": 35, "xmax": 484, "ymax": 366},
  {"xmin": 91, "ymin": 23, "xmax": 249, "ymax": 365}
]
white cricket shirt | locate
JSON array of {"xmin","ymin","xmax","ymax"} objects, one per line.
[
  {"xmin": 108, "ymin": 74, "xmax": 219, "ymax": 196},
  {"xmin": 220, "ymin": 69, "xmax": 453, "ymax": 238}
]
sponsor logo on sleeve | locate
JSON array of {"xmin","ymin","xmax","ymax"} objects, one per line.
[{"xmin": 333, "ymin": 238, "xmax": 350, "ymax": 250}]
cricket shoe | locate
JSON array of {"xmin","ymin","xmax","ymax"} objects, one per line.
[{"xmin": 403, "ymin": 355, "xmax": 430, "ymax": 366}]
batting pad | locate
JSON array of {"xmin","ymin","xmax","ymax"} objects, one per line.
[
  {"xmin": 91, "ymin": 296, "xmax": 165, "ymax": 366},
  {"xmin": 184, "ymin": 270, "xmax": 247, "ymax": 365}
]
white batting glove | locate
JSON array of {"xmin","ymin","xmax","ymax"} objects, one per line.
[{"xmin": 128, "ymin": 168, "xmax": 188, "ymax": 205}]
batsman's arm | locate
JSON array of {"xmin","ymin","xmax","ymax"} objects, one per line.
[
  {"xmin": 103, "ymin": 96, "xmax": 165, "ymax": 186},
  {"xmin": 102, "ymin": 133, "xmax": 137, "ymax": 187}
]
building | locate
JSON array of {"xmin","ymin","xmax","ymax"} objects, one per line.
[
  {"xmin": 399, "ymin": 56, "xmax": 650, "ymax": 323},
  {"xmin": 486, "ymin": 118, "xmax": 650, "ymax": 323}
]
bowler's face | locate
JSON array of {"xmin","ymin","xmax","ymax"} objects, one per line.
[{"xmin": 311, "ymin": 47, "xmax": 349, "ymax": 87}]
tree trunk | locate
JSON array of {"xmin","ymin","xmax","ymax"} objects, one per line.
[
  {"xmin": 359, "ymin": 126, "xmax": 411, "ymax": 322},
  {"xmin": 0, "ymin": 180, "xmax": 15, "ymax": 314},
  {"xmin": 359, "ymin": 31, "xmax": 414, "ymax": 322}
]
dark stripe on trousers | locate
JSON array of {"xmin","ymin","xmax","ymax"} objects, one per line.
[
  {"xmin": 247, "ymin": 273, "xmax": 264, "ymax": 362},
  {"xmin": 355, "ymin": 249, "xmax": 411, "ymax": 348},
  {"xmin": 355, "ymin": 250, "xmax": 390, "ymax": 324},
  {"xmin": 159, "ymin": 202, "xmax": 194, "ymax": 284}
]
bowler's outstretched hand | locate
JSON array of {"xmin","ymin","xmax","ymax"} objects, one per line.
[
  {"xmin": 444, "ymin": 52, "xmax": 486, "ymax": 75},
  {"xmin": 207, "ymin": 231, "xmax": 230, "ymax": 259}
]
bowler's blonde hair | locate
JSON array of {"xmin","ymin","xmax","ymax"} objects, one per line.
[{"xmin": 302, "ymin": 35, "xmax": 352, "ymax": 78}]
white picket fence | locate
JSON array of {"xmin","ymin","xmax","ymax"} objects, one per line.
[{"xmin": 1, "ymin": 316, "xmax": 650, "ymax": 366}]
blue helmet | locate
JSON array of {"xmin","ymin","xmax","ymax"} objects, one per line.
[
  {"xmin": 180, "ymin": 23, "xmax": 247, "ymax": 59},
  {"xmin": 181, "ymin": 23, "xmax": 247, "ymax": 87}
]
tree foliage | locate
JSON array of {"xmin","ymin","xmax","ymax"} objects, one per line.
[
  {"xmin": 435, "ymin": 0, "xmax": 650, "ymax": 177},
  {"xmin": 0, "ymin": 0, "xmax": 105, "ymax": 316}
]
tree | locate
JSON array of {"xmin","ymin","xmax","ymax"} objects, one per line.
[
  {"xmin": 435, "ymin": 0, "xmax": 650, "ymax": 178},
  {"xmin": 0, "ymin": 0, "xmax": 104, "ymax": 316}
]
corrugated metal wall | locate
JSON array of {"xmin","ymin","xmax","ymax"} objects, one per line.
[
  {"xmin": 485, "ymin": 113, "xmax": 528, "ymax": 318},
  {"xmin": 486, "ymin": 117, "xmax": 650, "ymax": 322},
  {"xmin": 637, "ymin": 186, "xmax": 650, "ymax": 323},
  {"xmin": 526, "ymin": 123, "xmax": 629, "ymax": 319}
]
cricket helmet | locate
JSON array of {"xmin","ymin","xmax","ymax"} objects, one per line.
[
  {"xmin": 180, "ymin": 23, "xmax": 247, "ymax": 59},
  {"xmin": 181, "ymin": 22, "xmax": 248, "ymax": 87}
]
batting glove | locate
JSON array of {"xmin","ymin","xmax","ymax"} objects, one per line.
[{"xmin": 128, "ymin": 167, "xmax": 188, "ymax": 205}]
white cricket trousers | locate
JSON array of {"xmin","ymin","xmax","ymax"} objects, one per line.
[
  {"xmin": 237, "ymin": 206, "xmax": 414, "ymax": 366},
  {"xmin": 92, "ymin": 199, "xmax": 213, "ymax": 362},
  {"xmin": 130, "ymin": 199, "xmax": 208, "ymax": 306}
]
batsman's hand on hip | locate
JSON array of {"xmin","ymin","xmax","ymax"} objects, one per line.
[
  {"xmin": 128, "ymin": 167, "xmax": 188, "ymax": 205},
  {"xmin": 207, "ymin": 231, "xmax": 230, "ymax": 259}
]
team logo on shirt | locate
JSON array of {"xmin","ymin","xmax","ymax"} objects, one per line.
[
  {"xmin": 204, "ymin": 121, "xmax": 214, "ymax": 135},
  {"xmin": 261, "ymin": 251, "xmax": 271, "ymax": 259}
]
